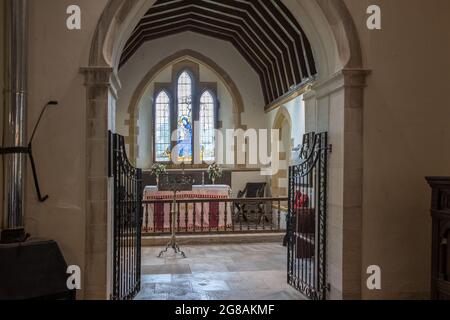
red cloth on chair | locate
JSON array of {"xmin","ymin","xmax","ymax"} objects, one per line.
[{"xmin": 294, "ymin": 192, "xmax": 310, "ymax": 209}]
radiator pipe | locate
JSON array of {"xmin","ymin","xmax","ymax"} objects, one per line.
[{"xmin": 3, "ymin": 0, "xmax": 28, "ymax": 230}]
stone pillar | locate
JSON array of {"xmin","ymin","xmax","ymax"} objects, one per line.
[
  {"xmin": 81, "ymin": 66, "xmax": 119, "ymax": 299},
  {"xmin": 303, "ymin": 90, "xmax": 317, "ymax": 133},
  {"xmin": 340, "ymin": 69, "xmax": 369, "ymax": 300},
  {"xmin": 308, "ymin": 68, "xmax": 369, "ymax": 300},
  {"xmin": 125, "ymin": 112, "xmax": 139, "ymax": 166}
]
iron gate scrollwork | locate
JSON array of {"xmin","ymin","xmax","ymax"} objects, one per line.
[
  {"xmin": 287, "ymin": 132, "xmax": 330, "ymax": 300},
  {"xmin": 110, "ymin": 132, "xmax": 142, "ymax": 300}
]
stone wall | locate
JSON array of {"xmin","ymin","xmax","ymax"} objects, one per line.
[
  {"xmin": 21, "ymin": 0, "xmax": 450, "ymax": 300},
  {"xmin": 345, "ymin": 0, "xmax": 450, "ymax": 299},
  {"xmin": 116, "ymin": 32, "xmax": 267, "ymax": 158},
  {"xmin": 26, "ymin": 0, "xmax": 109, "ymax": 299}
]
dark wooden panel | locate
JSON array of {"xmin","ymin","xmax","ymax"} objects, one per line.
[
  {"xmin": 427, "ymin": 177, "xmax": 450, "ymax": 300},
  {"xmin": 437, "ymin": 280, "xmax": 450, "ymax": 300},
  {"xmin": 438, "ymin": 189, "xmax": 450, "ymax": 211}
]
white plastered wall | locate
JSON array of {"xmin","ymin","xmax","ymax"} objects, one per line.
[{"xmin": 116, "ymin": 32, "xmax": 266, "ymax": 136}]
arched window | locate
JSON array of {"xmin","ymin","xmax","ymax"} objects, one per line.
[
  {"xmin": 177, "ymin": 71, "xmax": 193, "ymax": 163},
  {"xmin": 152, "ymin": 67, "xmax": 218, "ymax": 165},
  {"xmin": 199, "ymin": 91, "xmax": 215, "ymax": 162},
  {"xmin": 154, "ymin": 91, "xmax": 171, "ymax": 162}
]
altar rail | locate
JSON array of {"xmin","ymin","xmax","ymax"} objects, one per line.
[{"xmin": 142, "ymin": 197, "xmax": 288, "ymax": 235}]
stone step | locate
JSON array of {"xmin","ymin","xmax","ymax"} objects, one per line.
[{"xmin": 142, "ymin": 233, "xmax": 285, "ymax": 246}]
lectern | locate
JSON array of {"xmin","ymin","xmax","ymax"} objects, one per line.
[{"xmin": 157, "ymin": 174, "xmax": 194, "ymax": 258}]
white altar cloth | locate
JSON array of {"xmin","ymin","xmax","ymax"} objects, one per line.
[{"xmin": 143, "ymin": 185, "xmax": 232, "ymax": 232}]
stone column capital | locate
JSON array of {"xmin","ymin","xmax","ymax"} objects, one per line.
[
  {"xmin": 341, "ymin": 68, "xmax": 371, "ymax": 88},
  {"xmin": 80, "ymin": 66, "xmax": 121, "ymax": 99},
  {"xmin": 310, "ymin": 68, "xmax": 370, "ymax": 100}
]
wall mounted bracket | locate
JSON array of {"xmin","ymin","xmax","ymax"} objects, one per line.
[
  {"xmin": 0, "ymin": 144, "xmax": 48, "ymax": 203},
  {"xmin": 0, "ymin": 101, "xmax": 59, "ymax": 203}
]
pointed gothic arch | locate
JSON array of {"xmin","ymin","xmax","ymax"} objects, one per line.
[
  {"xmin": 272, "ymin": 106, "xmax": 293, "ymax": 198},
  {"xmin": 126, "ymin": 49, "xmax": 246, "ymax": 162}
]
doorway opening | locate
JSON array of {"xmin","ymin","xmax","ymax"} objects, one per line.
[{"xmin": 84, "ymin": 0, "xmax": 368, "ymax": 300}]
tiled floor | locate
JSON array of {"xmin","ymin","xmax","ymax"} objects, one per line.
[{"xmin": 135, "ymin": 243, "xmax": 306, "ymax": 300}]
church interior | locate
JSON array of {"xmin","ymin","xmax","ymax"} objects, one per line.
[{"xmin": 0, "ymin": 0, "xmax": 450, "ymax": 301}]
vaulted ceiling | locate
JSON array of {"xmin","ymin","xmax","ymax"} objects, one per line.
[{"xmin": 120, "ymin": 0, "xmax": 317, "ymax": 105}]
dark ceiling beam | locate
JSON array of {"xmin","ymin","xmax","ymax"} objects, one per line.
[
  {"xmin": 137, "ymin": 4, "xmax": 292, "ymax": 92},
  {"xmin": 121, "ymin": 25, "xmax": 272, "ymax": 103},
  {"xmin": 272, "ymin": 0, "xmax": 317, "ymax": 76},
  {"xmin": 216, "ymin": 0, "xmax": 295, "ymax": 84},
  {"xmin": 120, "ymin": 0, "xmax": 317, "ymax": 106},
  {"xmin": 142, "ymin": 0, "xmax": 301, "ymax": 90},
  {"xmin": 123, "ymin": 19, "xmax": 280, "ymax": 102},
  {"xmin": 131, "ymin": 12, "xmax": 285, "ymax": 96}
]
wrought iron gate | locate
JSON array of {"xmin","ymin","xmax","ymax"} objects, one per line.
[
  {"xmin": 110, "ymin": 132, "xmax": 142, "ymax": 300},
  {"xmin": 287, "ymin": 132, "xmax": 330, "ymax": 300}
]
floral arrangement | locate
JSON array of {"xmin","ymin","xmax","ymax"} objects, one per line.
[
  {"xmin": 207, "ymin": 163, "xmax": 223, "ymax": 183},
  {"xmin": 150, "ymin": 163, "xmax": 167, "ymax": 179}
]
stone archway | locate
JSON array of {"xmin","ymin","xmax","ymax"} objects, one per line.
[
  {"xmin": 83, "ymin": 0, "xmax": 368, "ymax": 300},
  {"xmin": 272, "ymin": 107, "xmax": 293, "ymax": 198},
  {"xmin": 126, "ymin": 49, "xmax": 246, "ymax": 162}
]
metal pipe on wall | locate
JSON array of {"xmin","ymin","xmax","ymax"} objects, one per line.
[{"xmin": 3, "ymin": 0, "xmax": 28, "ymax": 230}]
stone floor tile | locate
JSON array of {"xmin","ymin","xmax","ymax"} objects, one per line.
[
  {"xmin": 167, "ymin": 291, "xmax": 209, "ymax": 301},
  {"xmin": 155, "ymin": 281, "xmax": 192, "ymax": 294},
  {"xmin": 137, "ymin": 243, "xmax": 304, "ymax": 301},
  {"xmin": 206, "ymin": 290, "xmax": 252, "ymax": 300},
  {"xmin": 191, "ymin": 279, "xmax": 231, "ymax": 292},
  {"xmin": 142, "ymin": 264, "xmax": 191, "ymax": 275},
  {"xmin": 227, "ymin": 278, "xmax": 270, "ymax": 290},
  {"xmin": 135, "ymin": 292, "xmax": 168, "ymax": 300},
  {"xmin": 142, "ymin": 274, "xmax": 172, "ymax": 284},
  {"xmin": 190, "ymin": 263, "xmax": 229, "ymax": 273},
  {"xmin": 225, "ymin": 262, "xmax": 260, "ymax": 272}
]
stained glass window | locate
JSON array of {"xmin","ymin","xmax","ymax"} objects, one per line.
[
  {"xmin": 153, "ymin": 67, "xmax": 219, "ymax": 165},
  {"xmin": 199, "ymin": 91, "xmax": 215, "ymax": 162},
  {"xmin": 154, "ymin": 91, "xmax": 171, "ymax": 162},
  {"xmin": 177, "ymin": 71, "xmax": 193, "ymax": 162}
]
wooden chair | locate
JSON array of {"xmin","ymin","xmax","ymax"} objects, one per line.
[{"xmin": 234, "ymin": 183, "xmax": 267, "ymax": 223}]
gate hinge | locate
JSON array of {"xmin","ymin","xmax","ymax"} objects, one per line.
[{"xmin": 327, "ymin": 144, "xmax": 333, "ymax": 153}]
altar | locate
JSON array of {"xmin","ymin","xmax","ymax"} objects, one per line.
[{"xmin": 143, "ymin": 185, "xmax": 233, "ymax": 233}]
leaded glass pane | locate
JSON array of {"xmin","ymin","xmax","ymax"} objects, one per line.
[
  {"xmin": 199, "ymin": 91, "xmax": 215, "ymax": 162},
  {"xmin": 155, "ymin": 91, "xmax": 171, "ymax": 162},
  {"xmin": 177, "ymin": 71, "xmax": 193, "ymax": 162}
]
